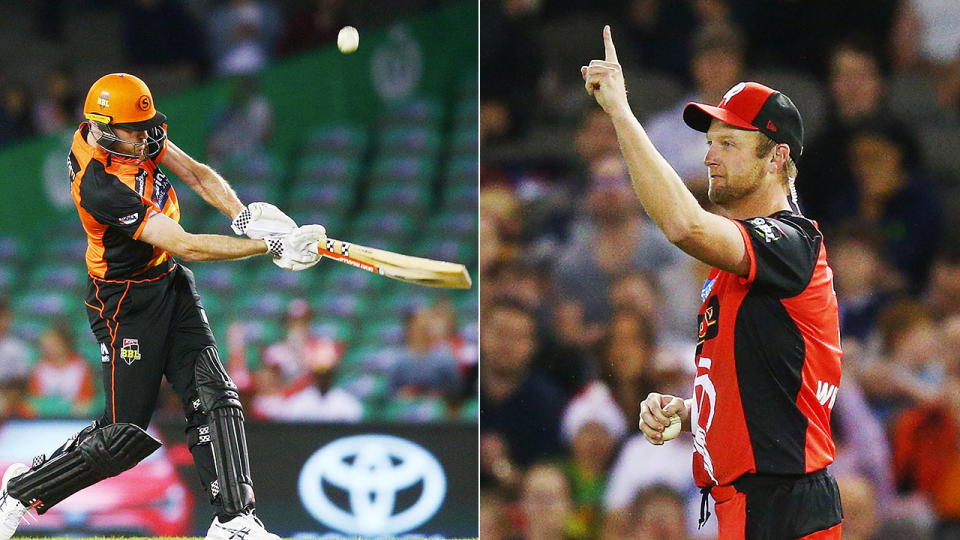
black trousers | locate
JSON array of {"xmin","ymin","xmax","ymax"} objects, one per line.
[
  {"xmin": 84, "ymin": 261, "xmax": 223, "ymax": 513},
  {"xmin": 732, "ymin": 468, "xmax": 843, "ymax": 539}
]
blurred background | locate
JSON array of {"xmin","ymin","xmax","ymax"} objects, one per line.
[
  {"xmin": 0, "ymin": 0, "xmax": 477, "ymax": 537},
  {"xmin": 481, "ymin": 1, "xmax": 960, "ymax": 539}
]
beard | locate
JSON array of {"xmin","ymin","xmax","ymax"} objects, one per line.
[{"xmin": 707, "ymin": 166, "xmax": 764, "ymax": 206}]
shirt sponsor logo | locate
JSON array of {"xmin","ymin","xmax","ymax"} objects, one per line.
[
  {"xmin": 701, "ymin": 277, "xmax": 716, "ymax": 302},
  {"xmin": 120, "ymin": 338, "xmax": 141, "ymax": 365},
  {"xmin": 816, "ymin": 380, "xmax": 838, "ymax": 409},
  {"xmin": 118, "ymin": 212, "xmax": 139, "ymax": 225},
  {"xmin": 748, "ymin": 217, "xmax": 783, "ymax": 243},
  {"xmin": 135, "ymin": 169, "xmax": 148, "ymax": 196},
  {"xmin": 152, "ymin": 169, "xmax": 170, "ymax": 209}
]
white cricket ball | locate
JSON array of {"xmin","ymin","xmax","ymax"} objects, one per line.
[
  {"xmin": 337, "ymin": 26, "xmax": 359, "ymax": 54},
  {"xmin": 662, "ymin": 414, "xmax": 682, "ymax": 442}
]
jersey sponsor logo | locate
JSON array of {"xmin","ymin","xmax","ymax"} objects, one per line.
[
  {"xmin": 696, "ymin": 296, "xmax": 720, "ymax": 355},
  {"xmin": 694, "ymin": 357, "xmax": 719, "ymax": 484},
  {"xmin": 100, "ymin": 342, "xmax": 110, "ymax": 363},
  {"xmin": 67, "ymin": 154, "xmax": 76, "ymax": 182},
  {"xmin": 120, "ymin": 338, "xmax": 141, "ymax": 365},
  {"xmin": 153, "ymin": 169, "xmax": 170, "ymax": 209},
  {"xmin": 118, "ymin": 212, "xmax": 139, "ymax": 225},
  {"xmin": 701, "ymin": 277, "xmax": 716, "ymax": 302},
  {"xmin": 135, "ymin": 169, "xmax": 148, "ymax": 196},
  {"xmin": 747, "ymin": 217, "xmax": 783, "ymax": 243},
  {"xmin": 816, "ymin": 380, "xmax": 838, "ymax": 409}
]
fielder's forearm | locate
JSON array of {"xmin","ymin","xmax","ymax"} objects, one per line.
[
  {"xmin": 189, "ymin": 163, "xmax": 245, "ymax": 219},
  {"xmin": 608, "ymin": 107, "xmax": 705, "ymax": 243}
]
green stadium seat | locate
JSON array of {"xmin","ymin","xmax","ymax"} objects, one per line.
[
  {"xmin": 0, "ymin": 264, "xmax": 20, "ymax": 295},
  {"xmin": 311, "ymin": 290, "xmax": 367, "ymax": 320},
  {"xmin": 383, "ymin": 396, "xmax": 448, "ymax": 423},
  {"xmin": 412, "ymin": 238, "xmax": 475, "ymax": 267},
  {"xmin": 380, "ymin": 98, "xmax": 444, "ymax": 129},
  {"xmin": 304, "ymin": 124, "xmax": 369, "ymax": 158},
  {"xmin": 321, "ymin": 265, "xmax": 380, "ymax": 294},
  {"xmin": 0, "ymin": 236, "xmax": 21, "ymax": 263},
  {"xmin": 192, "ymin": 265, "xmax": 241, "ymax": 293},
  {"xmin": 28, "ymin": 264, "xmax": 88, "ymax": 293},
  {"xmin": 249, "ymin": 263, "xmax": 318, "ymax": 294},
  {"xmin": 451, "ymin": 126, "xmax": 478, "ymax": 155},
  {"xmin": 378, "ymin": 126, "xmax": 442, "ymax": 157},
  {"xmin": 310, "ymin": 319, "xmax": 355, "ymax": 342},
  {"xmin": 442, "ymin": 182, "xmax": 478, "ymax": 210},
  {"xmin": 233, "ymin": 182, "xmax": 282, "ymax": 207},
  {"xmin": 287, "ymin": 181, "xmax": 357, "ymax": 213},
  {"xmin": 351, "ymin": 213, "xmax": 417, "ymax": 240},
  {"xmin": 458, "ymin": 396, "xmax": 479, "ymax": 421},
  {"xmin": 14, "ymin": 291, "xmax": 72, "ymax": 318},
  {"xmin": 369, "ymin": 156, "xmax": 436, "ymax": 185},
  {"xmin": 30, "ymin": 395, "xmax": 75, "ymax": 418},
  {"xmin": 365, "ymin": 181, "xmax": 432, "ymax": 213},
  {"xmin": 424, "ymin": 209, "xmax": 477, "ymax": 239},
  {"xmin": 443, "ymin": 156, "xmax": 478, "ymax": 184},
  {"xmin": 358, "ymin": 318, "xmax": 406, "ymax": 346},
  {"xmin": 237, "ymin": 291, "xmax": 292, "ymax": 319},
  {"xmin": 294, "ymin": 154, "xmax": 363, "ymax": 185},
  {"xmin": 239, "ymin": 318, "xmax": 282, "ymax": 347}
]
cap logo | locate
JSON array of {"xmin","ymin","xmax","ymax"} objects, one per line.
[
  {"xmin": 720, "ymin": 82, "xmax": 746, "ymax": 107},
  {"xmin": 138, "ymin": 95, "xmax": 151, "ymax": 111},
  {"xmin": 97, "ymin": 91, "xmax": 110, "ymax": 109},
  {"xmin": 766, "ymin": 120, "xmax": 777, "ymax": 132}
]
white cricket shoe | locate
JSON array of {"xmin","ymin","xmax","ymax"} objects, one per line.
[
  {"xmin": 0, "ymin": 463, "xmax": 34, "ymax": 540},
  {"xmin": 206, "ymin": 511, "xmax": 281, "ymax": 540}
]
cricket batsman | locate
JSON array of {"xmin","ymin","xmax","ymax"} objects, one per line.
[{"xmin": 0, "ymin": 73, "xmax": 325, "ymax": 539}]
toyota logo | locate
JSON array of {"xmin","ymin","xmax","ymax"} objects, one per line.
[{"xmin": 298, "ymin": 434, "xmax": 447, "ymax": 535}]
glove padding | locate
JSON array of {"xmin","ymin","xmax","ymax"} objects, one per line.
[
  {"xmin": 267, "ymin": 224, "xmax": 327, "ymax": 271},
  {"xmin": 232, "ymin": 202, "xmax": 297, "ymax": 239}
]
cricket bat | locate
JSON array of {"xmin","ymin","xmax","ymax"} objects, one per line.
[{"xmin": 318, "ymin": 238, "xmax": 473, "ymax": 289}]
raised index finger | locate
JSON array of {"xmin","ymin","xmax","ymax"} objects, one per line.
[{"xmin": 603, "ymin": 25, "xmax": 618, "ymax": 63}]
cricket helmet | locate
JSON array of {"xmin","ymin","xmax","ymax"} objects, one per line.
[{"xmin": 83, "ymin": 73, "xmax": 167, "ymax": 161}]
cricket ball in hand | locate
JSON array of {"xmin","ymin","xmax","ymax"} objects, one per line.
[
  {"xmin": 338, "ymin": 26, "xmax": 359, "ymax": 54},
  {"xmin": 662, "ymin": 414, "xmax": 682, "ymax": 441}
]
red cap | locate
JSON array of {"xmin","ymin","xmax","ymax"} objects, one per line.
[{"xmin": 683, "ymin": 82, "xmax": 804, "ymax": 160}]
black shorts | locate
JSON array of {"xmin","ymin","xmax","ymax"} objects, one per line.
[
  {"xmin": 85, "ymin": 261, "xmax": 215, "ymax": 428},
  {"xmin": 712, "ymin": 468, "xmax": 843, "ymax": 539}
]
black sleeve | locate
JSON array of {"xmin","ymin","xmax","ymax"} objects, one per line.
[
  {"xmin": 79, "ymin": 161, "xmax": 150, "ymax": 237},
  {"xmin": 737, "ymin": 216, "xmax": 820, "ymax": 297}
]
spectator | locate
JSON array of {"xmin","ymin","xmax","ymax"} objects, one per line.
[
  {"xmin": 481, "ymin": 298, "xmax": 565, "ymax": 472},
  {"xmin": 206, "ymin": 75, "xmax": 274, "ymax": 167},
  {"xmin": 798, "ymin": 36, "xmax": 902, "ymax": 224},
  {"xmin": 0, "ymin": 84, "xmax": 35, "ymax": 146},
  {"xmin": 387, "ymin": 303, "xmax": 462, "ymax": 400},
  {"xmin": 0, "ymin": 298, "xmax": 33, "ymax": 384},
  {"xmin": 891, "ymin": 0, "xmax": 960, "ymax": 107},
  {"xmin": 846, "ymin": 120, "xmax": 942, "ymax": 289},
  {"xmin": 559, "ymin": 382, "xmax": 626, "ymax": 539},
  {"xmin": 604, "ymin": 483, "xmax": 691, "ymax": 540},
  {"xmin": 860, "ymin": 298, "xmax": 945, "ymax": 422},
  {"xmin": 123, "ymin": 0, "xmax": 206, "ymax": 77},
  {"xmin": 644, "ymin": 22, "xmax": 746, "ymax": 201},
  {"xmin": 595, "ymin": 307, "xmax": 659, "ymax": 421},
  {"xmin": 834, "ymin": 473, "xmax": 879, "ymax": 540},
  {"xmin": 249, "ymin": 341, "xmax": 362, "ymax": 423},
  {"xmin": 252, "ymin": 298, "xmax": 362, "ymax": 422},
  {"xmin": 262, "ymin": 298, "xmax": 341, "ymax": 383},
  {"xmin": 480, "ymin": 489, "xmax": 514, "ymax": 540},
  {"xmin": 925, "ymin": 240, "xmax": 960, "ymax": 321},
  {"xmin": 207, "ymin": 0, "xmax": 282, "ymax": 76},
  {"xmin": 518, "ymin": 463, "xmax": 575, "ymax": 540},
  {"xmin": 32, "ymin": 67, "xmax": 79, "ymax": 135},
  {"xmin": 27, "ymin": 320, "xmax": 96, "ymax": 417},
  {"xmin": 830, "ymin": 226, "xmax": 902, "ymax": 341}
]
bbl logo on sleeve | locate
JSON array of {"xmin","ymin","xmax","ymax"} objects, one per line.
[{"xmin": 120, "ymin": 338, "xmax": 141, "ymax": 365}]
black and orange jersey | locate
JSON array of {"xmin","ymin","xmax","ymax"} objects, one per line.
[
  {"xmin": 692, "ymin": 211, "xmax": 842, "ymax": 488},
  {"xmin": 69, "ymin": 123, "xmax": 179, "ymax": 279}
]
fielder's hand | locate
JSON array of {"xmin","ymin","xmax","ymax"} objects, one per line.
[
  {"xmin": 581, "ymin": 25, "xmax": 629, "ymax": 116},
  {"xmin": 232, "ymin": 202, "xmax": 297, "ymax": 239},
  {"xmin": 639, "ymin": 392, "xmax": 688, "ymax": 445},
  {"xmin": 266, "ymin": 224, "xmax": 327, "ymax": 271}
]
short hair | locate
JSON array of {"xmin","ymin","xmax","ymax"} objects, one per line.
[{"xmin": 756, "ymin": 133, "xmax": 799, "ymax": 180}]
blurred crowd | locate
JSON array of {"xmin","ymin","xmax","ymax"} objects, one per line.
[
  {"xmin": 481, "ymin": 0, "xmax": 960, "ymax": 539},
  {"xmin": 0, "ymin": 294, "xmax": 477, "ymax": 424}
]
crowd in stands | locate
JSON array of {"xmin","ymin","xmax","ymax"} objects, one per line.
[{"xmin": 481, "ymin": 0, "xmax": 960, "ymax": 539}]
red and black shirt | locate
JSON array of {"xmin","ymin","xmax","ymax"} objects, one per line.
[
  {"xmin": 692, "ymin": 210, "xmax": 842, "ymax": 488},
  {"xmin": 69, "ymin": 123, "xmax": 178, "ymax": 280}
]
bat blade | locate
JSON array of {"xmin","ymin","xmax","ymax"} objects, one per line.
[{"xmin": 318, "ymin": 238, "xmax": 473, "ymax": 289}]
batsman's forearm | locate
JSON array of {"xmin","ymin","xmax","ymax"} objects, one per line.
[
  {"xmin": 191, "ymin": 164, "xmax": 245, "ymax": 219},
  {"xmin": 609, "ymin": 108, "xmax": 704, "ymax": 243},
  {"xmin": 177, "ymin": 234, "xmax": 269, "ymax": 261}
]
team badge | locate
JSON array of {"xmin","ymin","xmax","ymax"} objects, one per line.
[
  {"xmin": 120, "ymin": 338, "xmax": 141, "ymax": 365},
  {"xmin": 97, "ymin": 91, "xmax": 110, "ymax": 109}
]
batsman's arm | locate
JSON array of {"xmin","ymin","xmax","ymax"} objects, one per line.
[
  {"xmin": 159, "ymin": 139, "xmax": 245, "ymax": 219},
  {"xmin": 583, "ymin": 26, "xmax": 748, "ymax": 276},
  {"xmin": 139, "ymin": 212, "xmax": 268, "ymax": 261}
]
